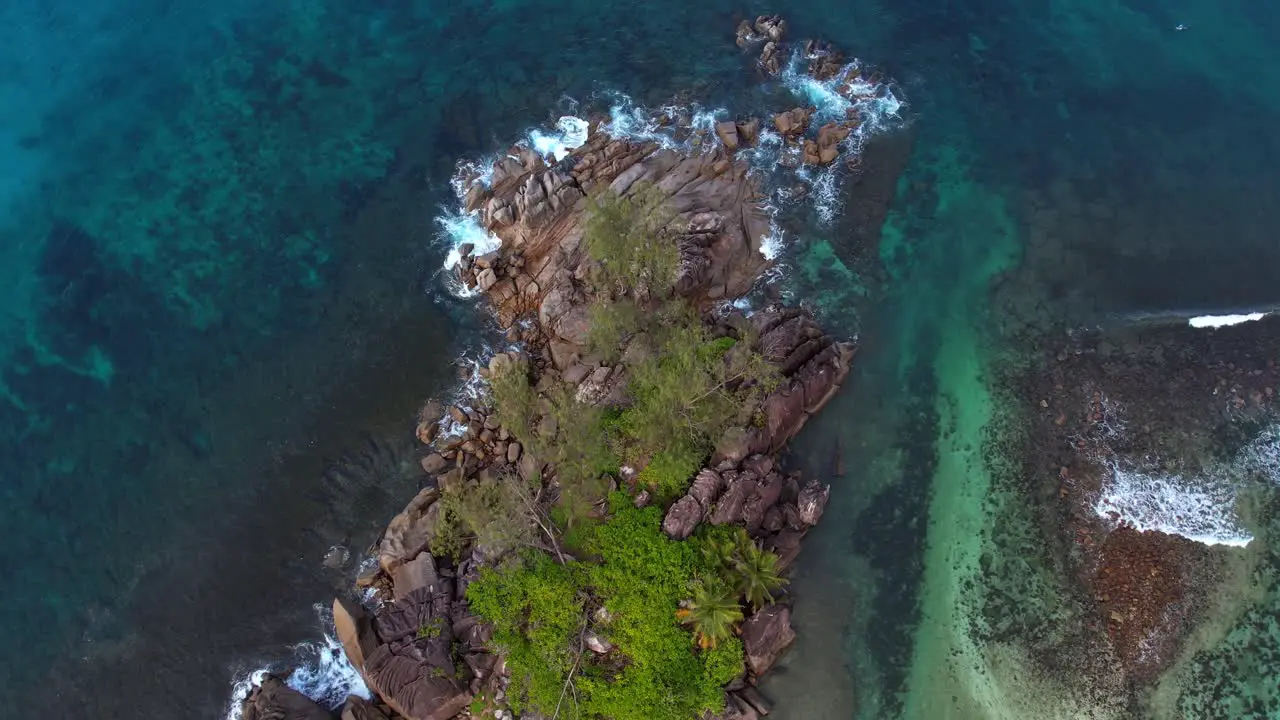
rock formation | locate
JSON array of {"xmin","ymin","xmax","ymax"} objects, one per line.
[
  {"xmin": 259, "ymin": 15, "xmax": 882, "ymax": 720},
  {"xmin": 455, "ymin": 128, "xmax": 774, "ymax": 337},
  {"xmin": 239, "ymin": 675, "xmax": 333, "ymax": 720}
]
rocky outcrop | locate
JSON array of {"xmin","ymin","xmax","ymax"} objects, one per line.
[
  {"xmin": 357, "ymin": 586, "xmax": 472, "ymax": 720},
  {"xmin": 239, "ymin": 675, "xmax": 332, "ymax": 720},
  {"xmin": 741, "ymin": 605, "xmax": 796, "ymax": 676},
  {"xmin": 377, "ymin": 487, "xmax": 440, "ymax": 573},
  {"xmin": 333, "ymin": 598, "xmax": 378, "ymax": 687},
  {"xmin": 735, "ymin": 15, "xmax": 788, "ymax": 75},
  {"xmin": 711, "ymin": 308, "xmax": 857, "ymax": 466},
  {"xmin": 663, "ymin": 494, "xmax": 704, "ymax": 540},
  {"xmin": 797, "ymin": 479, "xmax": 830, "ymax": 526},
  {"xmin": 454, "ymin": 128, "xmax": 773, "ymax": 346},
  {"xmin": 317, "ymin": 15, "xmax": 874, "ymax": 720}
]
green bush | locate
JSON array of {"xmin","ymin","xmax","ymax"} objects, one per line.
[
  {"xmin": 489, "ymin": 359, "xmax": 537, "ymax": 442},
  {"xmin": 582, "ymin": 184, "xmax": 678, "ymax": 295},
  {"xmin": 467, "ymin": 504, "xmax": 743, "ymax": 720},
  {"xmin": 625, "ymin": 317, "xmax": 776, "ymax": 460},
  {"xmin": 438, "ymin": 472, "xmax": 537, "ymax": 557},
  {"xmin": 585, "ymin": 297, "xmax": 644, "ymax": 363},
  {"xmin": 637, "ymin": 446, "xmax": 706, "ymax": 501},
  {"xmin": 466, "ymin": 553, "xmax": 587, "ymax": 715}
]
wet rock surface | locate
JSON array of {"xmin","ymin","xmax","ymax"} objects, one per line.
[{"xmin": 239, "ymin": 675, "xmax": 333, "ymax": 720}]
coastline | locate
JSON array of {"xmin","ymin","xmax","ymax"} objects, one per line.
[{"xmin": 235, "ymin": 16, "xmax": 902, "ymax": 720}]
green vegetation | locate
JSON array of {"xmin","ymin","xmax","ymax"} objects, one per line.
[
  {"xmin": 416, "ymin": 616, "xmax": 446, "ymax": 640},
  {"xmin": 702, "ymin": 527, "xmax": 789, "ymax": 610},
  {"xmin": 463, "ymin": 190, "xmax": 792, "ymax": 719},
  {"xmin": 582, "ymin": 183, "xmax": 678, "ymax": 295},
  {"xmin": 623, "ymin": 316, "xmax": 776, "ymax": 465},
  {"xmin": 636, "ymin": 446, "xmax": 705, "ymax": 502},
  {"xmin": 467, "ymin": 504, "xmax": 744, "ymax": 720},
  {"xmin": 676, "ymin": 581, "xmax": 744, "ymax": 649},
  {"xmin": 585, "ymin": 297, "xmax": 643, "ymax": 363}
]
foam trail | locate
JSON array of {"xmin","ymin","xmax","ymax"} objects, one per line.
[
  {"xmin": 1094, "ymin": 423, "xmax": 1280, "ymax": 547},
  {"xmin": 436, "ymin": 210, "xmax": 502, "ymax": 299}
]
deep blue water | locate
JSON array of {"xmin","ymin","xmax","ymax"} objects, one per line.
[{"xmin": 3, "ymin": 0, "xmax": 1280, "ymax": 717}]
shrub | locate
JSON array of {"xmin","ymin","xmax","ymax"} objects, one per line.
[
  {"xmin": 582, "ymin": 184, "xmax": 679, "ymax": 296},
  {"xmin": 438, "ymin": 472, "xmax": 538, "ymax": 557},
  {"xmin": 637, "ymin": 446, "xmax": 706, "ymax": 502},
  {"xmin": 625, "ymin": 315, "xmax": 777, "ymax": 460},
  {"xmin": 466, "ymin": 553, "xmax": 587, "ymax": 715},
  {"xmin": 585, "ymin": 297, "xmax": 644, "ymax": 363},
  {"xmin": 467, "ymin": 504, "xmax": 743, "ymax": 720},
  {"xmin": 489, "ymin": 358, "xmax": 537, "ymax": 442}
]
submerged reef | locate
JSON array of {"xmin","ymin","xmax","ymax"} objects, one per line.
[{"xmin": 1005, "ymin": 313, "xmax": 1280, "ymax": 714}]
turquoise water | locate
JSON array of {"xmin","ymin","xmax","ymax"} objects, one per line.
[{"xmin": 4, "ymin": 0, "xmax": 1280, "ymax": 717}]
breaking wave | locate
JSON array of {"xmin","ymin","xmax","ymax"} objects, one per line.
[
  {"xmin": 223, "ymin": 603, "xmax": 369, "ymax": 720},
  {"xmin": 1094, "ymin": 424, "xmax": 1280, "ymax": 547}
]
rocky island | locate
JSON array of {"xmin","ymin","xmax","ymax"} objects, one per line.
[{"xmin": 237, "ymin": 16, "xmax": 882, "ymax": 720}]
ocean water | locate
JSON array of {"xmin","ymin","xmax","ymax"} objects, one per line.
[{"xmin": 4, "ymin": 0, "xmax": 1280, "ymax": 718}]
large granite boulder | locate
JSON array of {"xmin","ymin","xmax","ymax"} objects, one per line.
[
  {"xmin": 363, "ymin": 587, "xmax": 472, "ymax": 720},
  {"xmin": 378, "ymin": 487, "xmax": 441, "ymax": 573},
  {"xmin": 797, "ymin": 479, "xmax": 830, "ymax": 526},
  {"xmin": 239, "ymin": 675, "xmax": 332, "ymax": 720},
  {"xmin": 741, "ymin": 605, "xmax": 796, "ymax": 676},
  {"xmin": 333, "ymin": 597, "xmax": 379, "ymax": 681},
  {"xmin": 663, "ymin": 494, "xmax": 703, "ymax": 540}
]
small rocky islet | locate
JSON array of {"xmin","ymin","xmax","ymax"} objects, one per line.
[{"xmin": 240, "ymin": 16, "xmax": 875, "ymax": 720}]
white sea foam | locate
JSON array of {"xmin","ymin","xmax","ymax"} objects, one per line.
[
  {"xmin": 436, "ymin": 209, "xmax": 502, "ymax": 298},
  {"xmin": 1188, "ymin": 312, "xmax": 1268, "ymax": 329},
  {"xmin": 1094, "ymin": 423, "xmax": 1280, "ymax": 547},
  {"xmin": 1094, "ymin": 466, "xmax": 1253, "ymax": 547},
  {"xmin": 598, "ymin": 93, "xmax": 727, "ymax": 152},
  {"xmin": 436, "ymin": 344, "xmax": 495, "ymax": 439},
  {"xmin": 527, "ymin": 115, "xmax": 590, "ymax": 162},
  {"xmin": 223, "ymin": 604, "xmax": 369, "ymax": 720}
]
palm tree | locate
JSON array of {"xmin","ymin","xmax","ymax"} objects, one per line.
[
  {"xmin": 729, "ymin": 532, "xmax": 787, "ymax": 610},
  {"xmin": 677, "ymin": 581, "xmax": 743, "ymax": 649}
]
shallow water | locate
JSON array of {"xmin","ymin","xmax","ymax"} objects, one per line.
[{"xmin": 5, "ymin": 0, "xmax": 1280, "ymax": 717}]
